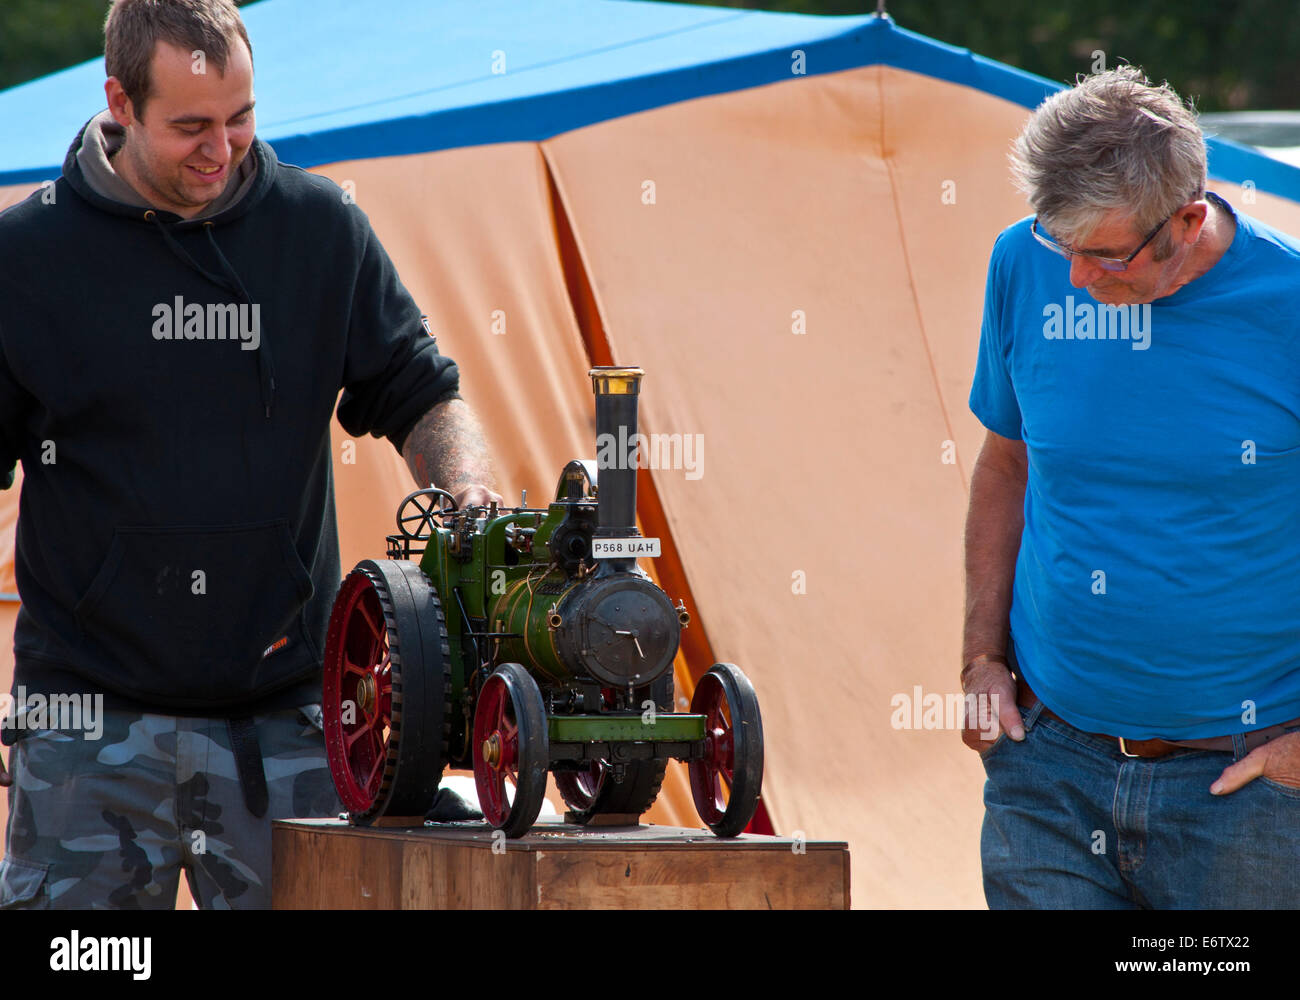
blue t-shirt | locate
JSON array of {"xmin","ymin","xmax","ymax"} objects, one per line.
[{"xmin": 970, "ymin": 196, "xmax": 1300, "ymax": 739}]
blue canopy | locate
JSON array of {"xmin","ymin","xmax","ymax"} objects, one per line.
[{"xmin": 1, "ymin": 0, "xmax": 1296, "ymax": 200}]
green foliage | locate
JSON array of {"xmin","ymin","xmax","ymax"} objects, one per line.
[
  {"xmin": 670, "ymin": 0, "xmax": 1300, "ymax": 111},
  {"xmin": 0, "ymin": 0, "xmax": 109, "ymax": 92},
  {"xmin": 1, "ymin": 0, "xmax": 1295, "ymax": 111},
  {"xmin": 0, "ymin": 0, "xmax": 257, "ymax": 93}
]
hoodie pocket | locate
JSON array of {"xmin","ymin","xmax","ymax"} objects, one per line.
[{"xmin": 74, "ymin": 520, "xmax": 315, "ymax": 705}]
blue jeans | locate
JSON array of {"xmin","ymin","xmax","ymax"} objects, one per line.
[{"xmin": 980, "ymin": 697, "xmax": 1300, "ymax": 909}]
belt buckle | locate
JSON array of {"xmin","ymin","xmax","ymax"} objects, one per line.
[{"xmin": 1117, "ymin": 737, "xmax": 1140, "ymax": 759}]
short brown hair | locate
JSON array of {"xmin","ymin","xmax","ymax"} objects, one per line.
[{"xmin": 105, "ymin": 0, "xmax": 253, "ymax": 120}]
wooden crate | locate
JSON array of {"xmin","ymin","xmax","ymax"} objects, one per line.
[{"xmin": 272, "ymin": 817, "xmax": 849, "ymax": 909}]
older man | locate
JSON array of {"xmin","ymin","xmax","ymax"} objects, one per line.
[
  {"xmin": 0, "ymin": 0, "xmax": 500, "ymax": 908},
  {"xmin": 962, "ymin": 66, "xmax": 1300, "ymax": 909}
]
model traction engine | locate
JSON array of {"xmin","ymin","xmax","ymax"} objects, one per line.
[{"xmin": 321, "ymin": 367, "xmax": 764, "ymax": 837}]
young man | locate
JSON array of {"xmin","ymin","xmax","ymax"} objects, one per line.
[
  {"xmin": 0, "ymin": 0, "xmax": 501, "ymax": 908},
  {"xmin": 962, "ymin": 66, "xmax": 1300, "ymax": 908}
]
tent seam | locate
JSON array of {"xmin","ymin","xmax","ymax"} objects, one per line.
[{"xmin": 874, "ymin": 66, "xmax": 971, "ymax": 491}]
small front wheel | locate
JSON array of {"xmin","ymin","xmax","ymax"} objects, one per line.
[
  {"xmin": 473, "ymin": 663, "xmax": 549, "ymax": 838},
  {"xmin": 688, "ymin": 663, "xmax": 764, "ymax": 837}
]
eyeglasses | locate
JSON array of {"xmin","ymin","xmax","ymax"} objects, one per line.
[{"xmin": 1031, "ymin": 215, "xmax": 1169, "ymax": 272}]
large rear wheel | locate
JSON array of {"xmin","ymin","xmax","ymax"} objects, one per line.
[{"xmin": 322, "ymin": 559, "xmax": 450, "ymax": 823}]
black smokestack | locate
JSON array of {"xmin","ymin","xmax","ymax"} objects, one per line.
[{"xmin": 590, "ymin": 366, "xmax": 644, "ymax": 539}]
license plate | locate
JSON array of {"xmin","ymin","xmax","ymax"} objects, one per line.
[{"xmin": 592, "ymin": 537, "xmax": 661, "ymax": 559}]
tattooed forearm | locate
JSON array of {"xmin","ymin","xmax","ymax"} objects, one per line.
[{"xmin": 401, "ymin": 397, "xmax": 498, "ymax": 495}]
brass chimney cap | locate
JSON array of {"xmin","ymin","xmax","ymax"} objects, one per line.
[{"xmin": 589, "ymin": 366, "xmax": 644, "ymax": 395}]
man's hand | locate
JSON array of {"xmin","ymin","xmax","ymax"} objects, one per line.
[
  {"xmin": 962, "ymin": 430, "xmax": 1026, "ymax": 753},
  {"xmin": 1211, "ymin": 731, "xmax": 1300, "ymax": 794},
  {"xmin": 961, "ymin": 656, "xmax": 1025, "ymax": 752},
  {"xmin": 0, "ymin": 751, "xmax": 11, "ymax": 787},
  {"xmin": 450, "ymin": 483, "xmax": 504, "ymax": 508}
]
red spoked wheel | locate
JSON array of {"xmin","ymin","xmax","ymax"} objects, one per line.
[
  {"xmin": 323, "ymin": 559, "xmax": 449, "ymax": 823},
  {"xmin": 473, "ymin": 662, "xmax": 549, "ymax": 838},
  {"xmin": 689, "ymin": 663, "xmax": 764, "ymax": 837},
  {"xmin": 554, "ymin": 688, "xmax": 611, "ymax": 814},
  {"xmin": 554, "ymin": 761, "xmax": 605, "ymax": 813},
  {"xmin": 555, "ymin": 673, "xmax": 673, "ymax": 820}
]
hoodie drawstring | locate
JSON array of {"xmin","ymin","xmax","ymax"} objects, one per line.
[{"xmin": 145, "ymin": 211, "xmax": 277, "ymax": 418}]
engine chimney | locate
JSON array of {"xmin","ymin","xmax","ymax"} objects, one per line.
[{"xmin": 589, "ymin": 366, "xmax": 643, "ymax": 542}]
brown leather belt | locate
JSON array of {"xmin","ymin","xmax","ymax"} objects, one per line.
[{"xmin": 1016, "ymin": 677, "xmax": 1300, "ymax": 759}]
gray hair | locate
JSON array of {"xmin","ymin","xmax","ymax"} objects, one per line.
[
  {"xmin": 105, "ymin": 0, "xmax": 252, "ymax": 121},
  {"xmin": 1010, "ymin": 66, "xmax": 1207, "ymax": 257}
]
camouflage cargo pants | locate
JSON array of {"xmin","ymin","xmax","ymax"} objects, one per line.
[{"xmin": 1, "ymin": 705, "xmax": 341, "ymax": 909}]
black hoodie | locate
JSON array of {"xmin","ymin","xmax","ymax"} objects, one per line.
[{"xmin": 0, "ymin": 118, "xmax": 460, "ymax": 721}]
